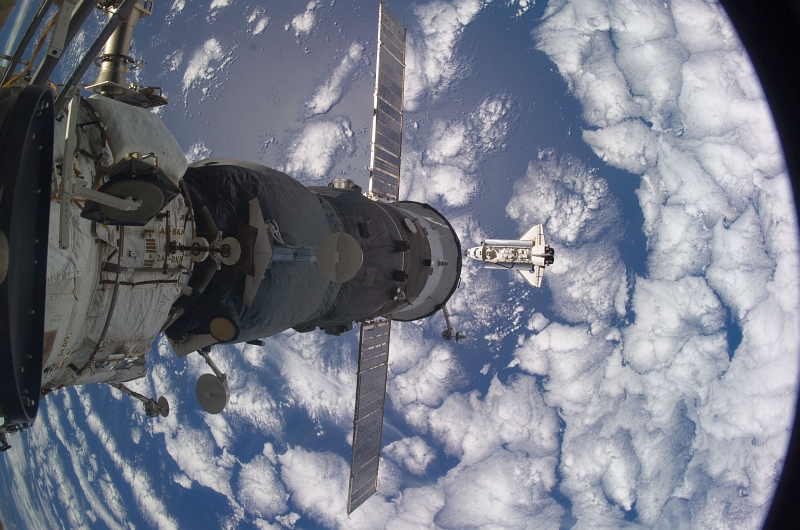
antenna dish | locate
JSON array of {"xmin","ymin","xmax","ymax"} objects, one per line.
[
  {"xmin": 195, "ymin": 373, "xmax": 229, "ymax": 414},
  {"xmin": 157, "ymin": 396, "xmax": 170, "ymax": 417},
  {"xmin": 317, "ymin": 232, "xmax": 363, "ymax": 283},
  {"xmin": 188, "ymin": 237, "xmax": 209, "ymax": 262},
  {"xmin": 219, "ymin": 236, "xmax": 241, "ymax": 266},
  {"xmin": 97, "ymin": 178, "xmax": 166, "ymax": 223}
]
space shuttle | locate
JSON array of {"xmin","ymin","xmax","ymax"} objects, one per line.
[{"xmin": 466, "ymin": 224, "xmax": 554, "ymax": 288}]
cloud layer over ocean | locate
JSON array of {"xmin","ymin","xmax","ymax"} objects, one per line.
[{"xmin": 520, "ymin": 0, "xmax": 800, "ymax": 527}]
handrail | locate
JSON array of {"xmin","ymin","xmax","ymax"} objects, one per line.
[{"xmin": 29, "ymin": 0, "xmax": 96, "ymax": 86}]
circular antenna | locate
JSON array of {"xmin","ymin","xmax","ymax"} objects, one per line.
[
  {"xmin": 188, "ymin": 237, "xmax": 209, "ymax": 262},
  {"xmin": 209, "ymin": 316, "xmax": 238, "ymax": 342},
  {"xmin": 219, "ymin": 237, "xmax": 241, "ymax": 266},
  {"xmin": 157, "ymin": 396, "xmax": 170, "ymax": 417},
  {"xmin": 317, "ymin": 232, "xmax": 363, "ymax": 283},
  {"xmin": 195, "ymin": 373, "xmax": 229, "ymax": 414},
  {"xmin": 98, "ymin": 178, "xmax": 166, "ymax": 223}
]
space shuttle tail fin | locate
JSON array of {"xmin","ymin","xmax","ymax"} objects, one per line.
[{"xmin": 520, "ymin": 223, "xmax": 546, "ymax": 247}]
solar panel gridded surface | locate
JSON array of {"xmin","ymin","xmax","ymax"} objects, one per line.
[
  {"xmin": 347, "ymin": 318, "xmax": 391, "ymax": 514},
  {"xmin": 368, "ymin": 2, "xmax": 406, "ymax": 202}
]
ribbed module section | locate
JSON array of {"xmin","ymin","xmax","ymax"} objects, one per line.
[
  {"xmin": 368, "ymin": 2, "xmax": 406, "ymax": 202},
  {"xmin": 347, "ymin": 318, "xmax": 391, "ymax": 514}
]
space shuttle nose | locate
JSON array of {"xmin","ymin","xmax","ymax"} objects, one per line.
[{"xmin": 466, "ymin": 247, "xmax": 482, "ymax": 260}]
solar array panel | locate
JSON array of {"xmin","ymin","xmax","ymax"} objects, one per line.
[
  {"xmin": 347, "ymin": 318, "xmax": 391, "ymax": 514},
  {"xmin": 368, "ymin": 2, "xmax": 406, "ymax": 202}
]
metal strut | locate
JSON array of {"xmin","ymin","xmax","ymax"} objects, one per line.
[
  {"xmin": 108, "ymin": 382, "xmax": 169, "ymax": 418},
  {"xmin": 441, "ymin": 304, "xmax": 465, "ymax": 342}
]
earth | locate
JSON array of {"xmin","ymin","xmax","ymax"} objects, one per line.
[{"xmin": 1, "ymin": 0, "xmax": 798, "ymax": 529}]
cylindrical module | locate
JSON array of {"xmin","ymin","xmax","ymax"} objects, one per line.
[{"xmin": 165, "ymin": 160, "xmax": 462, "ymax": 343}]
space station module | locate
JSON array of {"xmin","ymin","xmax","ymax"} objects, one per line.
[
  {"xmin": 0, "ymin": 6, "xmax": 462, "ymax": 511},
  {"xmin": 0, "ymin": 92, "xmax": 462, "ymax": 427}
]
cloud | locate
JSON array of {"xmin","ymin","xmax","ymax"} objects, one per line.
[
  {"xmin": 271, "ymin": 331, "xmax": 357, "ymax": 423},
  {"xmin": 185, "ymin": 140, "xmax": 212, "ymax": 163},
  {"xmin": 192, "ymin": 343, "xmax": 283, "ymax": 441},
  {"xmin": 285, "ymin": 1, "xmax": 321, "ymax": 37},
  {"xmin": 158, "ymin": 425, "xmax": 235, "ymax": 504},
  {"xmin": 428, "ymin": 375, "xmax": 560, "ymax": 466},
  {"xmin": 247, "ymin": 8, "xmax": 270, "ymax": 35},
  {"xmin": 0, "ymin": 407, "xmax": 64, "ymax": 530},
  {"xmin": 279, "ymin": 373, "xmax": 565, "ymax": 529},
  {"xmin": 507, "ymin": 150, "xmax": 627, "ymax": 324},
  {"xmin": 509, "ymin": 0, "xmax": 534, "ymax": 18},
  {"xmin": 387, "ymin": 323, "xmax": 463, "ymax": 430},
  {"xmin": 182, "ymin": 38, "xmax": 225, "ymax": 91},
  {"xmin": 405, "ymin": 0, "xmax": 488, "ymax": 111},
  {"xmin": 507, "ymin": 150, "xmax": 620, "ymax": 247},
  {"xmin": 401, "ymin": 94, "xmax": 512, "ymax": 208},
  {"xmin": 545, "ymin": 243, "xmax": 629, "ymax": 324},
  {"xmin": 376, "ymin": 458, "xmax": 403, "ymax": 499},
  {"xmin": 305, "ymin": 41, "xmax": 365, "ymax": 116},
  {"xmin": 532, "ymin": 0, "xmax": 800, "ymax": 526},
  {"xmin": 165, "ymin": 49, "xmax": 184, "ymax": 72},
  {"xmin": 278, "ymin": 448, "xmax": 403, "ymax": 529},
  {"xmin": 386, "ymin": 375, "xmax": 565, "ymax": 529},
  {"xmin": 278, "ymin": 447, "xmax": 348, "ymax": 527},
  {"xmin": 36, "ymin": 396, "xmax": 97, "ymax": 530},
  {"xmin": 514, "ymin": 323, "xmax": 616, "ymax": 416},
  {"xmin": 253, "ymin": 17, "xmax": 269, "ymax": 35},
  {"xmin": 74, "ymin": 389, "xmax": 180, "ymax": 530},
  {"xmin": 134, "ymin": 343, "xmax": 244, "ymax": 517},
  {"xmin": 435, "ymin": 451, "xmax": 565, "ymax": 529},
  {"xmin": 282, "ymin": 118, "xmax": 355, "ymax": 181},
  {"xmin": 623, "ymin": 277, "xmax": 727, "ymax": 375},
  {"xmin": 384, "ymin": 437, "xmax": 435, "ymax": 475},
  {"xmin": 223, "ymin": 370, "xmax": 284, "ymax": 438},
  {"xmin": 237, "ymin": 444, "xmax": 288, "ymax": 519},
  {"xmin": 53, "ymin": 391, "xmax": 130, "ymax": 530},
  {"xmin": 514, "ymin": 321, "xmax": 702, "ymax": 525}
]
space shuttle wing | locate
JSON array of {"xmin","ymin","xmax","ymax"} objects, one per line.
[
  {"xmin": 518, "ymin": 266, "xmax": 545, "ymax": 288},
  {"xmin": 520, "ymin": 223, "xmax": 546, "ymax": 247},
  {"xmin": 347, "ymin": 318, "xmax": 391, "ymax": 514},
  {"xmin": 368, "ymin": 3, "xmax": 406, "ymax": 202}
]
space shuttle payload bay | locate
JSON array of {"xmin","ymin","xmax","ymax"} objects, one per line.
[{"xmin": 466, "ymin": 224, "xmax": 555, "ymax": 288}]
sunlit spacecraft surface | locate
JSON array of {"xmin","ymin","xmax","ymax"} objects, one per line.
[
  {"xmin": 466, "ymin": 224, "xmax": 554, "ymax": 288},
  {"xmin": 0, "ymin": 0, "xmax": 548, "ymax": 513}
]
